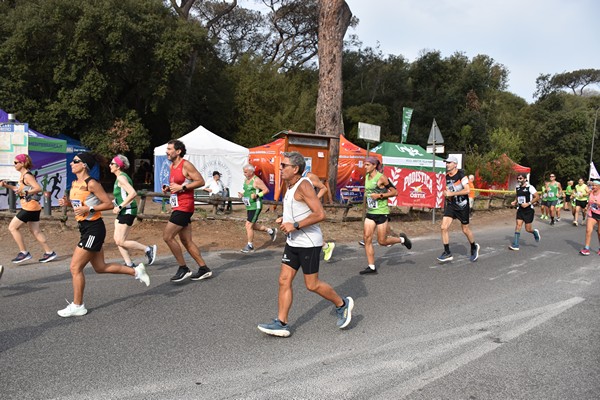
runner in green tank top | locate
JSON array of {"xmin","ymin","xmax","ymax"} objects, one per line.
[
  {"xmin": 564, "ymin": 180, "xmax": 574, "ymax": 212},
  {"xmin": 110, "ymin": 154, "xmax": 157, "ymax": 267},
  {"xmin": 545, "ymin": 173, "xmax": 563, "ymax": 225},
  {"xmin": 238, "ymin": 164, "xmax": 277, "ymax": 253},
  {"xmin": 360, "ymin": 156, "xmax": 411, "ymax": 275}
]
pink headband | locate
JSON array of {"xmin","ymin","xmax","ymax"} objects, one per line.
[
  {"xmin": 15, "ymin": 154, "xmax": 27, "ymax": 163},
  {"xmin": 112, "ymin": 157, "xmax": 125, "ymax": 169}
]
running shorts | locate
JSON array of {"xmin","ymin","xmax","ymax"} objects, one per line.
[
  {"xmin": 169, "ymin": 210, "xmax": 194, "ymax": 227},
  {"xmin": 117, "ymin": 214, "xmax": 136, "ymax": 226},
  {"xmin": 16, "ymin": 209, "xmax": 41, "ymax": 223},
  {"xmin": 281, "ymin": 244, "xmax": 321, "ymax": 275},
  {"xmin": 77, "ymin": 219, "xmax": 106, "ymax": 252}
]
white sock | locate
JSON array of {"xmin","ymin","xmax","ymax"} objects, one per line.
[
  {"xmin": 368, "ymin": 264, "xmax": 376, "ymax": 270},
  {"xmin": 267, "ymin": 228, "xmax": 274, "ymax": 235},
  {"xmin": 145, "ymin": 246, "xmax": 151, "ymax": 252},
  {"xmin": 248, "ymin": 242, "xmax": 253, "ymax": 247}
]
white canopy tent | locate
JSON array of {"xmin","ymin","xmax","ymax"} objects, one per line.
[{"xmin": 153, "ymin": 126, "xmax": 249, "ymax": 196}]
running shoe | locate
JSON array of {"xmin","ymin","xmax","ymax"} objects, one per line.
[
  {"xmin": 573, "ymin": 220, "xmax": 578, "ymax": 226},
  {"xmin": 359, "ymin": 267, "xmax": 377, "ymax": 275},
  {"xmin": 470, "ymin": 243, "xmax": 480, "ymax": 262},
  {"xmin": 146, "ymin": 244, "xmax": 157, "ymax": 265},
  {"xmin": 170, "ymin": 266, "xmax": 192, "ymax": 282},
  {"xmin": 39, "ymin": 251, "xmax": 57, "ymax": 263},
  {"xmin": 134, "ymin": 263, "xmax": 150, "ymax": 286},
  {"xmin": 257, "ymin": 319, "xmax": 291, "ymax": 337},
  {"xmin": 323, "ymin": 242, "xmax": 335, "ymax": 261},
  {"xmin": 12, "ymin": 251, "xmax": 32, "ymax": 264},
  {"xmin": 508, "ymin": 244, "xmax": 520, "ymax": 251},
  {"xmin": 57, "ymin": 301, "xmax": 88, "ymax": 318},
  {"xmin": 0, "ymin": 265, "xmax": 4, "ymax": 280},
  {"xmin": 399, "ymin": 233, "xmax": 412, "ymax": 250},
  {"xmin": 550, "ymin": 219, "xmax": 555, "ymax": 226},
  {"xmin": 241, "ymin": 244, "xmax": 255, "ymax": 253},
  {"xmin": 190, "ymin": 266, "xmax": 212, "ymax": 281},
  {"xmin": 358, "ymin": 240, "xmax": 365, "ymax": 246},
  {"xmin": 437, "ymin": 251, "xmax": 453, "ymax": 263},
  {"xmin": 556, "ymin": 217, "xmax": 561, "ymax": 222},
  {"xmin": 336, "ymin": 296, "xmax": 354, "ymax": 329},
  {"xmin": 533, "ymin": 229, "xmax": 541, "ymax": 242},
  {"xmin": 580, "ymin": 248, "xmax": 591, "ymax": 256},
  {"xmin": 269, "ymin": 228, "xmax": 278, "ymax": 242}
]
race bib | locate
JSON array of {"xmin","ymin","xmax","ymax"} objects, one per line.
[
  {"xmin": 517, "ymin": 196, "xmax": 526, "ymax": 204},
  {"xmin": 169, "ymin": 194, "xmax": 179, "ymax": 208},
  {"xmin": 367, "ymin": 196, "xmax": 378, "ymax": 209},
  {"xmin": 242, "ymin": 197, "xmax": 251, "ymax": 207},
  {"xmin": 71, "ymin": 199, "xmax": 82, "ymax": 208},
  {"xmin": 591, "ymin": 203, "xmax": 599, "ymax": 210}
]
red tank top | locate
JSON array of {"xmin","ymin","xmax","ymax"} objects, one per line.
[{"xmin": 170, "ymin": 159, "xmax": 195, "ymax": 212}]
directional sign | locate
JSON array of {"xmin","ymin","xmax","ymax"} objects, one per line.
[
  {"xmin": 426, "ymin": 145, "xmax": 445, "ymax": 154},
  {"xmin": 427, "ymin": 118, "xmax": 444, "ymax": 144}
]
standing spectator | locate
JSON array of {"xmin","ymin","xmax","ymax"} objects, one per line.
[{"xmin": 1, "ymin": 154, "xmax": 57, "ymax": 264}]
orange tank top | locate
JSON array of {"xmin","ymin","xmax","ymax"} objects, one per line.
[{"xmin": 70, "ymin": 177, "xmax": 102, "ymax": 221}]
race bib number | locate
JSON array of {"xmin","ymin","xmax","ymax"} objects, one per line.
[
  {"xmin": 71, "ymin": 199, "xmax": 82, "ymax": 208},
  {"xmin": 517, "ymin": 196, "xmax": 526, "ymax": 204},
  {"xmin": 367, "ymin": 196, "xmax": 378, "ymax": 209},
  {"xmin": 591, "ymin": 203, "xmax": 599, "ymax": 210},
  {"xmin": 242, "ymin": 197, "xmax": 251, "ymax": 207},
  {"xmin": 169, "ymin": 194, "xmax": 179, "ymax": 208}
]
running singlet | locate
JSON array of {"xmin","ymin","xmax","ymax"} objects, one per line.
[
  {"xmin": 546, "ymin": 182, "xmax": 559, "ymax": 201},
  {"xmin": 445, "ymin": 170, "xmax": 469, "ymax": 209},
  {"xmin": 283, "ymin": 177, "xmax": 323, "ymax": 248},
  {"xmin": 365, "ymin": 172, "xmax": 389, "ymax": 215},
  {"xmin": 169, "ymin": 159, "xmax": 194, "ymax": 213},
  {"xmin": 242, "ymin": 177, "xmax": 261, "ymax": 210},
  {"xmin": 588, "ymin": 190, "xmax": 600, "ymax": 217},
  {"xmin": 18, "ymin": 171, "xmax": 42, "ymax": 212},
  {"xmin": 574, "ymin": 183, "xmax": 589, "ymax": 201},
  {"xmin": 70, "ymin": 177, "xmax": 102, "ymax": 222},
  {"xmin": 515, "ymin": 184, "xmax": 537, "ymax": 208},
  {"xmin": 565, "ymin": 185, "xmax": 573, "ymax": 197},
  {"xmin": 113, "ymin": 172, "xmax": 137, "ymax": 216}
]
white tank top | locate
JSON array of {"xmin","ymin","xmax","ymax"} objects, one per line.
[{"xmin": 283, "ymin": 177, "xmax": 323, "ymax": 248}]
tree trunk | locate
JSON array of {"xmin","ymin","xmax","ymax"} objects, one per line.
[{"xmin": 315, "ymin": 0, "xmax": 352, "ymax": 202}]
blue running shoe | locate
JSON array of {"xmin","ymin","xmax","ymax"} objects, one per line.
[
  {"xmin": 533, "ymin": 229, "xmax": 540, "ymax": 242},
  {"xmin": 258, "ymin": 319, "xmax": 290, "ymax": 337},
  {"xmin": 437, "ymin": 251, "xmax": 453, "ymax": 263},
  {"xmin": 336, "ymin": 297, "xmax": 354, "ymax": 329},
  {"xmin": 12, "ymin": 251, "xmax": 32, "ymax": 264},
  {"xmin": 470, "ymin": 243, "xmax": 480, "ymax": 262}
]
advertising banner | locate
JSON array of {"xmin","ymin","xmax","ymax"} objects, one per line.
[{"xmin": 385, "ymin": 166, "xmax": 445, "ymax": 208}]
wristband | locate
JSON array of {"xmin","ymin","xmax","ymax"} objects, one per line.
[{"xmin": 258, "ymin": 192, "xmax": 264, "ymax": 198}]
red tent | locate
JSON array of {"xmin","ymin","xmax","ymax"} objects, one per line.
[{"xmin": 476, "ymin": 154, "xmax": 531, "ymax": 193}]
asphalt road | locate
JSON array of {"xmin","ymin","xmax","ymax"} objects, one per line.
[{"xmin": 1, "ymin": 217, "xmax": 600, "ymax": 400}]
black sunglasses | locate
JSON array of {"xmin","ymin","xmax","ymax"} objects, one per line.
[
  {"xmin": 72, "ymin": 159, "xmax": 83, "ymax": 164},
  {"xmin": 13, "ymin": 161, "xmax": 20, "ymax": 165},
  {"xmin": 280, "ymin": 163, "xmax": 295, "ymax": 169}
]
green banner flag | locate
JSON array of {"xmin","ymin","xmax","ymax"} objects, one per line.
[{"xmin": 401, "ymin": 107, "xmax": 413, "ymax": 143}]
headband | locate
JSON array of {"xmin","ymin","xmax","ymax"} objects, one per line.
[
  {"xmin": 76, "ymin": 152, "xmax": 96, "ymax": 169},
  {"xmin": 112, "ymin": 156, "xmax": 125, "ymax": 169},
  {"xmin": 15, "ymin": 154, "xmax": 27, "ymax": 163}
]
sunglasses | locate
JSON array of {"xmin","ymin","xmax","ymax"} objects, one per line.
[
  {"xmin": 13, "ymin": 161, "xmax": 21, "ymax": 165},
  {"xmin": 109, "ymin": 162, "xmax": 117, "ymax": 166},
  {"xmin": 280, "ymin": 163, "xmax": 295, "ymax": 169},
  {"xmin": 72, "ymin": 159, "xmax": 83, "ymax": 164}
]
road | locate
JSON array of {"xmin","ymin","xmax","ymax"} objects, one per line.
[{"xmin": 1, "ymin": 218, "xmax": 599, "ymax": 399}]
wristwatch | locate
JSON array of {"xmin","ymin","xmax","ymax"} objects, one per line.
[
  {"xmin": 89, "ymin": 205, "xmax": 95, "ymax": 213},
  {"xmin": 293, "ymin": 221, "xmax": 300, "ymax": 230},
  {"xmin": 182, "ymin": 185, "xmax": 187, "ymax": 191},
  {"xmin": 118, "ymin": 204, "xmax": 123, "ymax": 210}
]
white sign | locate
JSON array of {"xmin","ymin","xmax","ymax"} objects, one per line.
[
  {"xmin": 426, "ymin": 145, "xmax": 445, "ymax": 154},
  {"xmin": 358, "ymin": 122, "xmax": 381, "ymax": 143}
]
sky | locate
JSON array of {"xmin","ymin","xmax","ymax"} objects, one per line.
[{"xmin": 344, "ymin": 0, "xmax": 600, "ymax": 102}]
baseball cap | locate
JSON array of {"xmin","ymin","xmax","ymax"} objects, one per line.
[{"xmin": 445, "ymin": 156, "xmax": 459, "ymax": 164}]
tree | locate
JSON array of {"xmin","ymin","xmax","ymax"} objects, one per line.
[{"xmin": 315, "ymin": 0, "xmax": 352, "ymax": 195}]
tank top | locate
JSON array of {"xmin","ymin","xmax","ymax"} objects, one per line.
[
  {"xmin": 565, "ymin": 185, "xmax": 573, "ymax": 196},
  {"xmin": 242, "ymin": 177, "xmax": 261, "ymax": 210},
  {"xmin": 365, "ymin": 172, "xmax": 389, "ymax": 215},
  {"xmin": 445, "ymin": 169, "xmax": 469, "ymax": 209},
  {"xmin": 588, "ymin": 190, "xmax": 600, "ymax": 216},
  {"xmin": 283, "ymin": 177, "xmax": 323, "ymax": 248},
  {"xmin": 18, "ymin": 171, "xmax": 42, "ymax": 212},
  {"xmin": 574, "ymin": 184, "xmax": 589, "ymax": 201},
  {"xmin": 113, "ymin": 172, "xmax": 137, "ymax": 216},
  {"xmin": 546, "ymin": 182, "xmax": 559, "ymax": 201},
  {"xmin": 70, "ymin": 177, "xmax": 102, "ymax": 221},
  {"xmin": 515, "ymin": 184, "xmax": 536, "ymax": 209},
  {"xmin": 169, "ymin": 159, "xmax": 194, "ymax": 213}
]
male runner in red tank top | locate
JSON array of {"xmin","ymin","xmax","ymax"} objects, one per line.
[{"xmin": 163, "ymin": 140, "xmax": 213, "ymax": 282}]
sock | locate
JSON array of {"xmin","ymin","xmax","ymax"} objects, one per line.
[
  {"xmin": 471, "ymin": 242, "xmax": 477, "ymax": 251},
  {"xmin": 126, "ymin": 262, "xmax": 134, "ymax": 267},
  {"xmin": 444, "ymin": 244, "xmax": 450, "ymax": 253},
  {"xmin": 145, "ymin": 246, "xmax": 151, "ymax": 252},
  {"xmin": 323, "ymin": 243, "xmax": 329, "ymax": 250},
  {"xmin": 267, "ymin": 228, "xmax": 274, "ymax": 235},
  {"xmin": 248, "ymin": 242, "xmax": 253, "ymax": 247},
  {"xmin": 368, "ymin": 264, "xmax": 376, "ymax": 270},
  {"xmin": 337, "ymin": 299, "xmax": 346, "ymax": 309},
  {"xmin": 584, "ymin": 246, "xmax": 590, "ymax": 250},
  {"xmin": 513, "ymin": 232, "xmax": 520, "ymax": 244}
]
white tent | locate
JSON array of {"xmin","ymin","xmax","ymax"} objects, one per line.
[{"xmin": 153, "ymin": 126, "xmax": 249, "ymax": 196}]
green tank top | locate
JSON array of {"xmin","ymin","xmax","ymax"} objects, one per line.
[
  {"xmin": 113, "ymin": 172, "xmax": 137, "ymax": 216},
  {"xmin": 575, "ymin": 183, "xmax": 589, "ymax": 201},
  {"xmin": 565, "ymin": 185, "xmax": 573, "ymax": 196},
  {"xmin": 365, "ymin": 172, "xmax": 389, "ymax": 214},
  {"xmin": 546, "ymin": 182, "xmax": 559, "ymax": 201},
  {"xmin": 242, "ymin": 177, "xmax": 261, "ymax": 210}
]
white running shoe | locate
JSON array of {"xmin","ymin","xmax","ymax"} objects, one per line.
[
  {"xmin": 57, "ymin": 301, "xmax": 88, "ymax": 317},
  {"xmin": 134, "ymin": 263, "xmax": 150, "ymax": 286},
  {"xmin": 0, "ymin": 265, "xmax": 4, "ymax": 280}
]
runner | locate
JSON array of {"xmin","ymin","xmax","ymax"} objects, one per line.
[
  {"xmin": 257, "ymin": 152, "xmax": 353, "ymax": 337},
  {"xmin": 305, "ymin": 171, "xmax": 335, "ymax": 261},
  {"xmin": 360, "ymin": 156, "xmax": 411, "ymax": 275},
  {"xmin": 0, "ymin": 154, "xmax": 57, "ymax": 264},
  {"xmin": 162, "ymin": 140, "xmax": 213, "ymax": 282},
  {"xmin": 238, "ymin": 164, "xmax": 277, "ymax": 253},
  {"xmin": 545, "ymin": 173, "xmax": 563, "ymax": 225},
  {"xmin": 564, "ymin": 179, "xmax": 574, "ymax": 212},
  {"xmin": 509, "ymin": 173, "xmax": 541, "ymax": 250},
  {"xmin": 437, "ymin": 156, "xmax": 480, "ymax": 262},
  {"xmin": 579, "ymin": 179, "xmax": 600, "ymax": 255},
  {"xmin": 539, "ymin": 182, "xmax": 549, "ymax": 220},
  {"xmin": 573, "ymin": 177, "xmax": 589, "ymax": 226},
  {"xmin": 110, "ymin": 154, "xmax": 157, "ymax": 268},
  {"xmin": 57, "ymin": 152, "xmax": 149, "ymax": 317}
]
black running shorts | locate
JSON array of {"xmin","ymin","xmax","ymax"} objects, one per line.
[
  {"xmin": 444, "ymin": 205, "xmax": 470, "ymax": 225},
  {"xmin": 169, "ymin": 210, "xmax": 193, "ymax": 227},
  {"xmin": 365, "ymin": 213, "xmax": 389, "ymax": 225},
  {"xmin": 16, "ymin": 209, "xmax": 41, "ymax": 223},
  {"xmin": 77, "ymin": 219, "xmax": 106, "ymax": 252},
  {"xmin": 281, "ymin": 244, "xmax": 321, "ymax": 275},
  {"xmin": 246, "ymin": 209, "xmax": 262, "ymax": 223},
  {"xmin": 117, "ymin": 214, "xmax": 136, "ymax": 226},
  {"xmin": 516, "ymin": 206, "xmax": 535, "ymax": 224}
]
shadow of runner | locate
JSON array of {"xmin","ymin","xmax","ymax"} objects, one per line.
[{"xmin": 0, "ymin": 271, "xmax": 72, "ymax": 298}]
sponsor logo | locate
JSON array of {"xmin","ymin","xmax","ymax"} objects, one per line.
[{"xmin": 403, "ymin": 171, "xmax": 433, "ymax": 199}]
